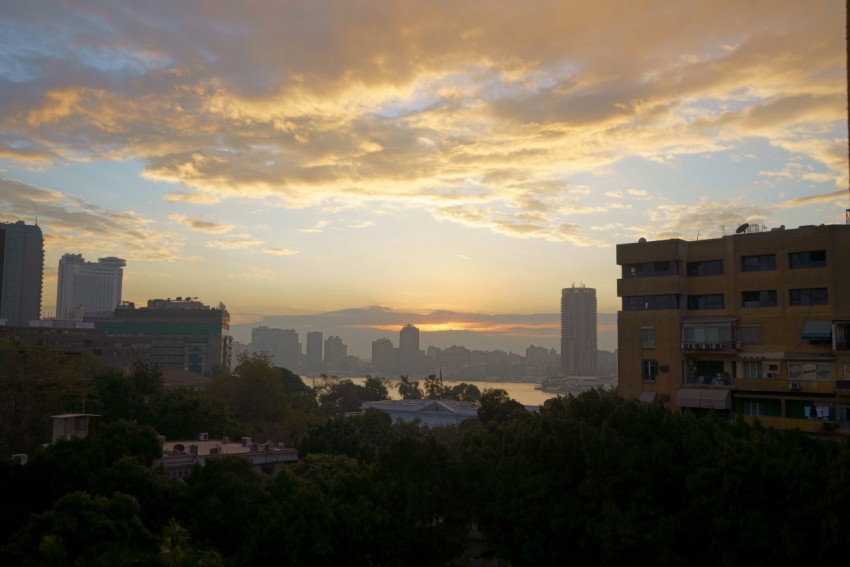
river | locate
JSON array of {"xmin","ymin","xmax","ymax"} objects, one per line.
[{"xmin": 305, "ymin": 376, "xmax": 563, "ymax": 407}]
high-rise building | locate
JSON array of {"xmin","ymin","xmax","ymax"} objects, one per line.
[
  {"xmin": 399, "ymin": 323, "xmax": 420, "ymax": 374},
  {"xmin": 616, "ymin": 223, "xmax": 850, "ymax": 435},
  {"xmin": 0, "ymin": 221, "xmax": 44, "ymax": 325},
  {"xmin": 324, "ymin": 335, "xmax": 347, "ymax": 370},
  {"xmin": 561, "ymin": 285, "xmax": 597, "ymax": 378},
  {"xmin": 371, "ymin": 337, "xmax": 397, "ymax": 375},
  {"xmin": 251, "ymin": 326, "xmax": 301, "ymax": 370},
  {"xmin": 306, "ymin": 331, "xmax": 323, "ymax": 371},
  {"xmin": 56, "ymin": 254, "xmax": 126, "ymax": 319}
]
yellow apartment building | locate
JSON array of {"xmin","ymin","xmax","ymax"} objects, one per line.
[{"xmin": 616, "ymin": 223, "xmax": 850, "ymax": 436}]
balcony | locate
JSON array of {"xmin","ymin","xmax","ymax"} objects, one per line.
[{"xmin": 680, "ymin": 341, "xmax": 736, "ymax": 353}]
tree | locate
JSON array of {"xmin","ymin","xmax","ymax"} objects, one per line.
[
  {"xmin": 477, "ymin": 388, "xmax": 526, "ymax": 424},
  {"xmin": 446, "ymin": 382, "xmax": 481, "ymax": 402},
  {"xmin": 396, "ymin": 375, "xmax": 423, "ymax": 400},
  {"xmin": 356, "ymin": 376, "xmax": 390, "ymax": 401},
  {"xmin": 423, "ymin": 374, "xmax": 446, "ymax": 399}
]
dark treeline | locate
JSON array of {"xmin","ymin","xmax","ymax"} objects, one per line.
[{"xmin": 2, "ymin": 344, "xmax": 850, "ymax": 565}]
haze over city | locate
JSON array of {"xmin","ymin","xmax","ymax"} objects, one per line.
[{"xmin": 1, "ymin": 1, "xmax": 847, "ymax": 356}]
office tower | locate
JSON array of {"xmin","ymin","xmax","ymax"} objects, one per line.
[
  {"xmin": 399, "ymin": 323, "xmax": 420, "ymax": 374},
  {"xmin": 306, "ymin": 331, "xmax": 323, "ymax": 371},
  {"xmin": 56, "ymin": 254, "xmax": 126, "ymax": 319},
  {"xmin": 251, "ymin": 326, "xmax": 301, "ymax": 370},
  {"xmin": 323, "ymin": 335, "xmax": 347, "ymax": 370},
  {"xmin": 371, "ymin": 337, "xmax": 397, "ymax": 375},
  {"xmin": 0, "ymin": 221, "xmax": 44, "ymax": 325},
  {"xmin": 96, "ymin": 297, "xmax": 231, "ymax": 375},
  {"xmin": 561, "ymin": 285, "xmax": 597, "ymax": 378},
  {"xmin": 616, "ymin": 223, "xmax": 850, "ymax": 434}
]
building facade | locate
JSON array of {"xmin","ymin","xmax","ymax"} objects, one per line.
[
  {"xmin": 399, "ymin": 323, "xmax": 421, "ymax": 374},
  {"xmin": 617, "ymin": 224, "xmax": 850, "ymax": 435},
  {"xmin": 371, "ymin": 337, "xmax": 397, "ymax": 375},
  {"xmin": 96, "ymin": 298, "xmax": 231, "ymax": 375},
  {"xmin": 0, "ymin": 221, "xmax": 43, "ymax": 325},
  {"xmin": 56, "ymin": 254, "xmax": 126, "ymax": 319},
  {"xmin": 561, "ymin": 285, "xmax": 597, "ymax": 378},
  {"xmin": 306, "ymin": 331, "xmax": 323, "ymax": 371},
  {"xmin": 323, "ymin": 335, "xmax": 347, "ymax": 370},
  {"xmin": 251, "ymin": 326, "xmax": 301, "ymax": 370}
]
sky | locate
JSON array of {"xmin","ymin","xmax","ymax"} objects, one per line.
[{"xmin": 1, "ymin": 1, "xmax": 848, "ymax": 356}]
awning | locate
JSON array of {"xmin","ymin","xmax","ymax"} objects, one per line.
[
  {"xmin": 676, "ymin": 389, "xmax": 731, "ymax": 410},
  {"xmin": 638, "ymin": 391, "xmax": 656, "ymax": 402},
  {"xmin": 802, "ymin": 321, "xmax": 832, "ymax": 341}
]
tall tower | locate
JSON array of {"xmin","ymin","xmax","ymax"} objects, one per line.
[
  {"xmin": 306, "ymin": 331, "xmax": 323, "ymax": 371},
  {"xmin": 561, "ymin": 285, "xmax": 597, "ymax": 378},
  {"xmin": 0, "ymin": 221, "xmax": 44, "ymax": 325},
  {"xmin": 251, "ymin": 326, "xmax": 300, "ymax": 370},
  {"xmin": 56, "ymin": 254, "xmax": 126, "ymax": 319},
  {"xmin": 399, "ymin": 323, "xmax": 420, "ymax": 374}
]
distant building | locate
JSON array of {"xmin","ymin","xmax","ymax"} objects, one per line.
[
  {"xmin": 156, "ymin": 436, "xmax": 298, "ymax": 481},
  {"xmin": 525, "ymin": 345, "xmax": 561, "ymax": 377},
  {"xmin": 96, "ymin": 298, "xmax": 231, "ymax": 375},
  {"xmin": 252, "ymin": 326, "xmax": 300, "ymax": 370},
  {"xmin": 361, "ymin": 400, "xmax": 480, "ymax": 427},
  {"xmin": 324, "ymin": 335, "xmax": 347, "ymax": 370},
  {"xmin": 51, "ymin": 414, "xmax": 100, "ymax": 444},
  {"xmin": 56, "ymin": 254, "xmax": 126, "ymax": 319},
  {"xmin": 306, "ymin": 331, "xmax": 323, "ymax": 371},
  {"xmin": 616, "ymin": 223, "xmax": 850, "ymax": 435},
  {"xmin": 0, "ymin": 221, "xmax": 43, "ymax": 325},
  {"xmin": 561, "ymin": 285, "xmax": 597, "ymax": 378},
  {"xmin": 435, "ymin": 345, "xmax": 471, "ymax": 377},
  {"xmin": 371, "ymin": 337, "xmax": 397, "ymax": 375},
  {"xmin": 399, "ymin": 323, "xmax": 421, "ymax": 374}
]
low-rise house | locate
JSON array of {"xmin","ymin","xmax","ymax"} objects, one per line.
[{"xmin": 155, "ymin": 435, "xmax": 298, "ymax": 481}]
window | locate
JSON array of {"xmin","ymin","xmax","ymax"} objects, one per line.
[
  {"xmin": 741, "ymin": 254, "xmax": 776, "ymax": 272},
  {"xmin": 790, "ymin": 288, "xmax": 828, "ymax": 306},
  {"xmin": 641, "ymin": 327, "xmax": 655, "ymax": 349},
  {"xmin": 742, "ymin": 290, "xmax": 777, "ymax": 308},
  {"xmin": 682, "ymin": 323, "xmax": 732, "ymax": 345},
  {"xmin": 622, "ymin": 261, "xmax": 678, "ymax": 278},
  {"xmin": 834, "ymin": 322, "xmax": 849, "ymax": 350},
  {"xmin": 742, "ymin": 361, "xmax": 764, "ymax": 379},
  {"xmin": 739, "ymin": 325, "xmax": 763, "ymax": 345},
  {"xmin": 789, "ymin": 250, "xmax": 826, "ymax": 269},
  {"xmin": 687, "ymin": 259, "xmax": 723, "ymax": 276},
  {"xmin": 623, "ymin": 294, "xmax": 681, "ymax": 311},
  {"xmin": 787, "ymin": 362, "xmax": 832, "ymax": 381},
  {"xmin": 687, "ymin": 294, "xmax": 725, "ymax": 310},
  {"xmin": 642, "ymin": 359, "xmax": 659, "ymax": 383}
]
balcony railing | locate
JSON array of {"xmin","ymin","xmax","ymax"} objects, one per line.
[{"xmin": 680, "ymin": 341, "xmax": 736, "ymax": 352}]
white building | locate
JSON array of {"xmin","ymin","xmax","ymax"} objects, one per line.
[
  {"xmin": 561, "ymin": 284, "xmax": 598, "ymax": 378},
  {"xmin": 56, "ymin": 254, "xmax": 125, "ymax": 319},
  {"xmin": 361, "ymin": 400, "xmax": 480, "ymax": 427}
]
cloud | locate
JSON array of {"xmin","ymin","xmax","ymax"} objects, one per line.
[
  {"xmin": 168, "ymin": 213, "xmax": 234, "ymax": 233},
  {"xmin": 206, "ymin": 235, "xmax": 264, "ymax": 249},
  {"xmin": 299, "ymin": 220, "xmax": 328, "ymax": 233},
  {"xmin": 0, "ymin": 1, "xmax": 845, "ymax": 246},
  {"xmin": 0, "ymin": 176, "xmax": 181, "ymax": 261},
  {"xmin": 263, "ymin": 247, "xmax": 298, "ymax": 256},
  {"xmin": 349, "ymin": 220, "xmax": 375, "ymax": 229}
]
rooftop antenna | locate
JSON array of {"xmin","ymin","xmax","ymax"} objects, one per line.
[
  {"xmin": 719, "ymin": 225, "xmax": 726, "ymax": 236},
  {"xmin": 696, "ymin": 229, "xmax": 701, "ymax": 241}
]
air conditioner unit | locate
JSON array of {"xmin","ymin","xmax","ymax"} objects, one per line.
[
  {"xmin": 209, "ymin": 446, "xmax": 222, "ymax": 455},
  {"xmin": 766, "ymin": 371, "xmax": 776, "ymax": 379},
  {"xmin": 735, "ymin": 342, "xmax": 742, "ymax": 349},
  {"xmin": 788, "ymin": 382, "xmax": 800, "ymax": 390},
  {"xmin": 199, "ymin": 432, "xmax": 209, "ymax": 441},
  {"xmin": 189, "ymin": 444, "xmax": 199, "ymax": 455},
  {"xmin": 250, "ymin": 443, "xmax": 260, "ymax": 452}
]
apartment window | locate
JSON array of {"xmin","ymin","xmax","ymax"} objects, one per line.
[
  {"xmin": 623, "ymin": 294, "xmax": 681, "ymax": 311},
  {"xmin": 682, "ymin": 324, "xmax": 732, "ymax": 345},
  {"xmin": 642, "ymin": 359, "xmax": 659, "ymax": 383},
  {"xmin": 742, "ymin": 361, "xmax": 764, "ymax": 379},
  {"xmin": 623, "ymin": 261, "xmax": 678, "ymax": 278},
  {"xmin": 789, "ymin": 250, "xmax": 826, "ymax": 269},
  {"xmin": 687, "ymin": 294, "xmax": 725, "ymax": 310},
  {"xmin": 742, "ymin": 290, "xmax": 777, "ymax": 308},
  {"xmin": 741, "ymin": 254, "xmax": 776, "ymax": 272},
  {"xmin": 790, "ymin": 288, "xmax": 828, "ymax": 306},
  {"xmin": 739, "ymin": 325, "xmax": 763, "ymax": 345},
  {"xmin": 686, "ymin": 259, "xmax": 724, "ymax": 277},
  {"xmin": 641, "ymin": 327, "xmax": 655, "ymax": 349},
  {"xmin": 788, "ymin": 362, "xmax": 831, "ymax": 381}
]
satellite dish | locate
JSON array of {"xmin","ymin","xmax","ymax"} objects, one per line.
[
  {"xmin": 735, "ymin": 223, "xmax": 749, "ymax": 234},
  {"xmin": 638, "ymin": 237, "xmax": 647, "ymax": 243}
]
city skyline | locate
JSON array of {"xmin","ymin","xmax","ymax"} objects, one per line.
[{"xmin": 1, "ymin": 2, "xmax": 848, "ymax": 334}]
